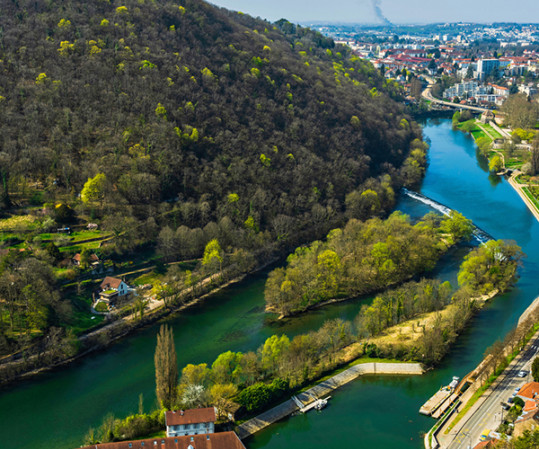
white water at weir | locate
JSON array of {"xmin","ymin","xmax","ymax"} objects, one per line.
[{"xmin": 402, "ymin": 188, "xmax": 493, "ymax": 244}]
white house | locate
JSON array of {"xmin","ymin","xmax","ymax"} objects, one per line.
[
  {"xmin": 99, "ymin": 276, "xmax": 130, "ymax": 301},
  {"xmin": 165, "ymin": 408, "xmax": 216, "ymax": 437}
]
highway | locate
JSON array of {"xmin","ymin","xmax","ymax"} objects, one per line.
[{"xmin": 444, "ymin": 335, "xmax": 539, "ymax": 449}]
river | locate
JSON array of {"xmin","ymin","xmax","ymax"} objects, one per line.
[{"xmin": 1, "ymin": 119, "xmax": 538, "ymax": 449}]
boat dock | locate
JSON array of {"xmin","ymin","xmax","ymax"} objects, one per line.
[
  {"xmin": 292, "ymin": 393, "xmax": 331, "ymax": 413},
  {"xmin": 419, "ymin": 389, "xmax": 452, "ymax": 416},
  {"xmin": 420, "ymin": 376, "xmax": 461, "ymax": 417}
]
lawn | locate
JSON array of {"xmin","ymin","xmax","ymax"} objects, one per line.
[
  {"xmin": 133, "ymin": 271, "xmax": 162, "ymax": 286},
  {"xmin": 470, "ymin": 128, "xmax": 490, "ymax": 142},
  {"xmin": 64, "ymin": 289, "xmax": 105, "ymax": 335},
  {"xmin": 58, "ymin": 241, "xmax": 101, "ymax": 253},
  {"xmin": 0, "ymin": 214, "xmax": 39, "ymax": 232},
  {"xmin": 505, "ymin": 159, "xmax": 523, "ymax": 169},
  {"xmin": 522, "ymin": 187, "xmax": 539, "ymax": 210},
  {"xmin": 69, "ymin": 230, "xmax": 110, "ymax": 242},
  {"xmin": 483, "ymin": 123, "xmax": 503, "ymax": 139}
]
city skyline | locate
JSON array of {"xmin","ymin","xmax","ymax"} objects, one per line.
[{"xmin": 207, "ymin": 0, "xmax": 539, "ymax": 25}]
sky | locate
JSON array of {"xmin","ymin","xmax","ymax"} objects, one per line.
[{"xmin": 207, "ymin": 0, "xmax": 539, "ymax": 25}]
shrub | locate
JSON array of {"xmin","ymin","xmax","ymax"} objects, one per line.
[
  {"xmin": 95, "ymin": 302, "xmax": 109, "ymax": 312},
  {"xmin": 236, "ymin": 378, "xmax": 289, "ymax": 413}
]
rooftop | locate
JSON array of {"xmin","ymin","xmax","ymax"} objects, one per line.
[
  {"xmin": 79, "ymin": 431, "xmax": 244, "ymax": 449},
  {"xmin": 100, "ymin": 276, "xmax": 123, "ymax": 290},
  {"xmin": 517, "ymin": 382, "xmax": 539, "ymax": 400},
  {"xmin": 166, "ymin": 408, "xmax": 216, "ymax": 426}
]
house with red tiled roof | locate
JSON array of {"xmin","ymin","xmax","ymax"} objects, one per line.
[
  {"xmin": 72, "ymin": 252, "xmax": 99, "ymax": 267},
  {"xmin": 99, "ymin": 276, "xmax": 131, "ymax": 301},
  {"xmin": 472, "ymin": 439, "xmax": 499, "ymax": 449},
  {"xmin": 524, "ymin": 400, "xmax": 538, "ymax": 413},
  {"xmin": 517, "ymin": 382, "xmax": 539, "ymax": 401},
  {"xmin": 79, "ymin": 431, "xmax": 245, "ymax": 449},
  {"xmin": 166, "ymin": 408, "xmax": 216, "ymax": 437}
]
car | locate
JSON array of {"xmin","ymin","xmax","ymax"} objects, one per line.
[
  {"xmin": 518, "ymin": 370, "xmax": 528, "ymax": 378},
  {"xmin": 508, "ymin": 397, "xmax": 514, "ymax": 404},
  {"xmin": 502, "ymin": 402, "xmax": 511, "ymax": 410},
  {"xmin": 515, "ymin": 386, "xmax": 521, "ymax": 393}
]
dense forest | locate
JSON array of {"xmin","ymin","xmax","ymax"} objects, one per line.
[
  {"xmin": 0, "ymin": 0, "xmax": 420, "ymax": 218},
  {"xmin": 264, "ymin": 209, "xmax": 474, "ymax": 316},
  {"xmin": 0, "ymin": 0, "xmax": 425, "ymax": 354}
]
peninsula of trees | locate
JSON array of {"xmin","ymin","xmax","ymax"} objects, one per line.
[{"xmin": 264, "ymin": 210, "xmax": 474, "ymax": 317}]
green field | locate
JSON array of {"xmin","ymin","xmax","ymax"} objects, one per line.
[
  {"xmin": 523, "ymin": 187, "xmax": 539, "ymax": 210},
  {"xmin": 483, "ymin": 123, "xmax": 503, "ymax": 139}
]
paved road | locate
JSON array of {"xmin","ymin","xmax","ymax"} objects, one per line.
[
  {"xmin": 446, "ymin": 335, "xmax": 539, "ymax": 449},
  {"xmin": 422, "ymin": 82, "xmax": 490, "ymax": 113}
]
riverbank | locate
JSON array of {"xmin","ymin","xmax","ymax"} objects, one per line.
[
  {"xmin": 458, "ymin": 118, "xmax": 539, "ymax": 223},
  {"xmin": 0, "ymin": 254, "xmax": 286, "ymax": 386},
  {"xmin": 507, "ymin": 173, "xmax": 539, "ymax": 222},
  {"xmin": 237, "ymin": 361, "xmax": 424, "ymax": 440}
]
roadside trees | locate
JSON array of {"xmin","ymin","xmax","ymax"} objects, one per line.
[{"xmin": 532, "ymin": 357, "xmax": 539, "ymax": 382}]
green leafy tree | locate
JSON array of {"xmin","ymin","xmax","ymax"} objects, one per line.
[
  {"xmin": 202, "ymin": 239, "xmax": 223, "ymax": 273},
  {"xmin": 211, "ymin": 351, "xmax": 244, "ymax": 384},
  {"xmin": 260, "ymin": 334, "xmax": 290, "ymax": 374},
  {"xmin": 440, "ymin": 211, "xmax": 474, "ymax": 244},
  {"xmin": 81, "ymin": 173, "xmax": 107, "ymax": 206},
  {"xmin": 488, "ymin": 155, "xmax": 503, "ymax": 173}
]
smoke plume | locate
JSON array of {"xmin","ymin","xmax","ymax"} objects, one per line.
[{"xmin": 371, "ymin": 0, "xmax": 392, "ymax": 26}]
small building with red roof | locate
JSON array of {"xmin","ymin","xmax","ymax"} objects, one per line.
[
  {"xmin": 517, "ymin": 382, "xmax": 539, "ymax": 401},
  {"xmin": 472, "ymin": 440, "xmax": 499, "ymax": 449},
  {"xmin": 166, "ymin": 408, "xmax": 216, "ymax": 437}
]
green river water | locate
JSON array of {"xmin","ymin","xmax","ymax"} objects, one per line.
[{"xmin": 1, "ymin": 119, "xmax": 538, "ymax": 449}]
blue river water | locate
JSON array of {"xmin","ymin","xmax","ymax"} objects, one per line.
[{"xmin": 247, "ymin": 118, "xmax": 539, "ymax": 449}]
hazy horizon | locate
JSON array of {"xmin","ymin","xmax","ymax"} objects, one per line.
[{"xmin": 208, "ymin": 0, "xmax": 539, "ymax": 25}]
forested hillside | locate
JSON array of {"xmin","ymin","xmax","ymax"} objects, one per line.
[
  {"xmin": 0, "ymin": 0, "xmax": 420, "ymax": 231},
  {"xmin": 0, "ymin": 0, "xmax": 424, "ymax": 357}
]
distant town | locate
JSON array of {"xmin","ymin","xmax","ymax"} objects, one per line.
[{"xmin": 310, "ymin": 23, "xmax": 539, "ymax": 108}]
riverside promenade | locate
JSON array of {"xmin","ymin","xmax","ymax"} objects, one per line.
[{"xmin": 236, "ymin": 362, "xmax": 423, "ymax": 440}]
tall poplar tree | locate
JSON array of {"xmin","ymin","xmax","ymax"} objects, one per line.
[{"xmin": 154, "ymin": 324, "xmax": 178, "ymax": 410}]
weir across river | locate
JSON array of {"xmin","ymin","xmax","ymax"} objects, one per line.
[{"xmin": 402, "ymin": 188, "xmax": 494, "ymax": 244}]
